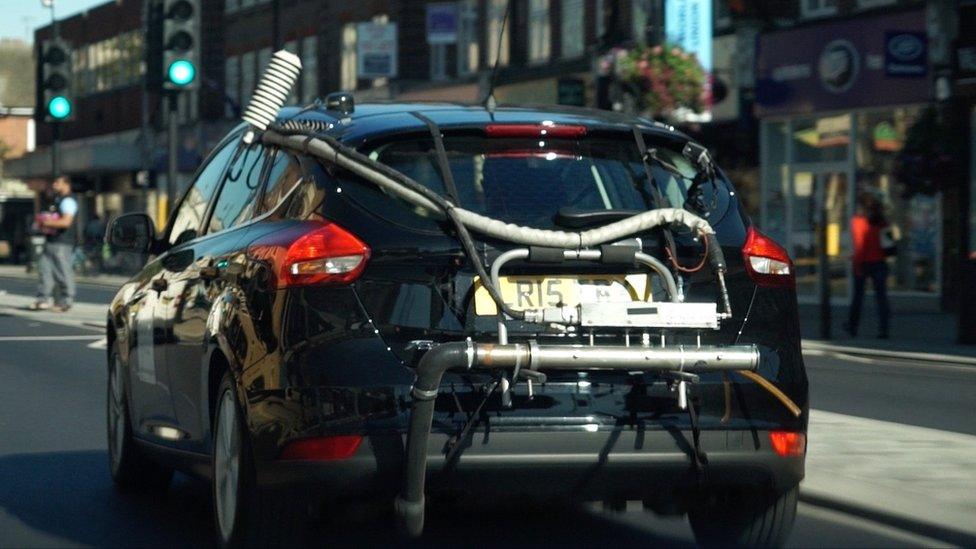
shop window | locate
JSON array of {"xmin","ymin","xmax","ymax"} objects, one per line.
[
  {"xmin": 486, "ymin": 0, "xmax": 510, "ymax": 68},
  {"xmin": 458, "ymin": 0, "xmax": 480, "ymax": 75},
  {"xmin": 528, "ymin": 0, "xmax": 551, "ymax": 65},
  {"xmin": 801, "ymin": 0, "xmax": 837, "ymax": 19},
  {"xmin": 761, "ymin": 121, "xmax": 790, "ymax": 246},
  {"xmin": 562, "ymin": 0, "xmax": 585, "ymax": 58},
  {"xmin": 855, "ymin": 107, "xmax": 938, "ymax": 293},
  {"xmin": 792, "ymin": 114, "xmax": 850, "ymax": 164}
]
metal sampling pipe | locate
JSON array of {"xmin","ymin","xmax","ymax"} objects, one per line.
[{"xmin": 394, "ymin": 340, "xmax": 760, "ymax": 537}]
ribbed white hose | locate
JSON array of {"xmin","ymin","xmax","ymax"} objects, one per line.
[
  {"xmin": 242, "ymin": 50, "xmax": 302, "ymax": 131},
  {"xmin": 263, "ymin": 131, "xmax": 715, "ymax": 248}
]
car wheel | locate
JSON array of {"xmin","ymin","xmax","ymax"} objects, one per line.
[
  {"xmin": 688, "ymin": 485, "xmax": 798, "ymax": 548},
  {"xmin": 212, "ymin": 372, "xmax": 309, "ymax": 548},
  {"xmin": 107, "ymin": 344, "xmax": 173, "ymax": 492}
]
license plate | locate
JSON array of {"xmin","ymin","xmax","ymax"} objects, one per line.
[{"xmin": 473, "ymin": 275, "xmax": 652, "ymax": 316}]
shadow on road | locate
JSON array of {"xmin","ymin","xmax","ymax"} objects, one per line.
[
  {"xmin": 0, "ymin": 449, "xmax": 692, "ymax": 547},
  {"xmin": 0, "ymin": 450, "xmax": 211, "ymax": 547}
]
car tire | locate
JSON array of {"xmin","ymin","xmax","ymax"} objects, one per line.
[
  {"xmin": 107, "ymin": 344, "xmax": 173, "ymax": 492},
  {"xmin": 688, "ymin": 485, "xmax": 798, "ymax": 548},
  {"xmin": 212, "ymin": 372, "xmax": 310, "ymax": 548}
]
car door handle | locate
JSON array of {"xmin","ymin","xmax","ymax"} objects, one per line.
[
  {"xmin": 200, "ymin": 265, "xmax": 220, "ymax": 281},
  {"xmin": 151, "ymin": 278, "xmax": 168, "ymax": 292}
]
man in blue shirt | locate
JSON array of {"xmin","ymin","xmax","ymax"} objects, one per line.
[{"xmin": 30, "ymin": 176, "xmax": 78, "ymax": 312}]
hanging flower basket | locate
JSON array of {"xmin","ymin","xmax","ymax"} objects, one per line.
[{"xmin": 611, "ymin": 44, "xmax": 707, "ymax": 118}]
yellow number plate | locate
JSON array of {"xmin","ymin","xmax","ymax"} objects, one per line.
[{"xmin": 473, "ymin": 275, "xmax": 652, "ymax": 316}]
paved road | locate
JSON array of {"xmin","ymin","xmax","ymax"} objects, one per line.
[{"xmin": 0, "ymin": 279, "xmax": 967, "ymax": 547}]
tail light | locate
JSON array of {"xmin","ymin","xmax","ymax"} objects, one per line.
[
  {"xmin": 485, "ymin": 123, "xmax": 587, "ymax": 138},
  {"xmin": 769, "ymin": 431, "xmax": 806, "ymax": 457},
  {"xmin": 742, "ymin": 227, "xmax": 794, "ymax": 288},
  {"xmin": 248, "ymin": 221, "xmax": 370, "ymax": 288},
  {"xmin": 279, "ymin": 435, "xmax": 362, "ymax": 461}
]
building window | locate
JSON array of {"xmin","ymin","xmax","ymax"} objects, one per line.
[
  {"xmin": 595, "ymin": 0, "xmax": 605, "ymax": 40},
  {"xmin": 257, "ymin": 47, "xmax": 271, "ymax": 77},
  {"xmin": 70, "ymin": 30, "xmax": 143, "ymax": 97},
  {"xmin": 224, "ymin": 55, "xmax": 239, "ymax": 118},
  {"xmin": 631, "ymin": 0, "xmax": 648, "ymax": 44},
  {"xmin": 856, "ymin": 0, "xmax": 896, "ymax": 9},
  {"xmin": 458, "ymin": 0, "xmax": 479, "ymax": 75},
  {"xmin": 300, "ymin": 36, "xmax": 318, "ymax": 103},
  {"xmin": 561, "ymin": 0, "xmax": 584, "ymax": 58},
  {"xmin": 714, "ymin": 0, "xmax": 731, "ymax": 29},
  {"xmin": 801, "ymin": 0, "xmax": 838, "ymax": 19},
  {"xmin": 528, "ymin": 0, "xmax": 551, "ymax": 64},
  {"xmin": 431, "ymin": 44, "xmax": 448, "ymax": 80},
  {"xmin": 487, "ymin": 0, "xmax": 510, "ymax": 68},
  {"xmin": 241, "ymin": 51, "xmax": 255, "ymax": 105},
  {"xmin": 341, "ymin": 24, "xmax": 357, "ymax": 90}
]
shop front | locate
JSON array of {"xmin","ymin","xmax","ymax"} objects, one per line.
[{"xmin": 755, "ymin": 9, "xmax": 936, "ymax": 302}]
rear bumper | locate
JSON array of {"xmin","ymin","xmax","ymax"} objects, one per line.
[{"xmin": 257, "ymin": 428, "xmax": 804, "ymax": 499}]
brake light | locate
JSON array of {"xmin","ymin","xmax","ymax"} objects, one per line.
[
  {"xmin": 279, "ymin": 435, "xmax": 362, "ymax": 461},
  {"xmin": 742, "ymin": 227, "xmax": 794, "ymax": 288},
  {"xmin": 248, "ymin": 221, "xmax": 370, "ymax": 288},
  {"xmin": 769, "ymin": 431, "xmax": 806, "ymax": 457},
  {"xmin": 485, "ymin": 123, "xmax": 587, "ymax": 138}
]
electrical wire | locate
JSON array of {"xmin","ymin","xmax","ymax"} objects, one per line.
[{"xmin": 665, "ymin": 230, "xmax": 710, "ymax": 273}]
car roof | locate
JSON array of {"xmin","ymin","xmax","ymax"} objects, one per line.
[{"xmin": 272, "ymin": 101, "xmax": 692, "ymax": 148}]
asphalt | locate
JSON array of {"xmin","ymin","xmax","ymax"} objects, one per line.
[{"xmin": 0, "ymin": 278, "xmax": 971, "ymax": 547}]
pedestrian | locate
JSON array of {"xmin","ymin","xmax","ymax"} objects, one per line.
[
  {"xmin": 844, "ymin": 192, "xmax": 892, "ymax": 339},
  {"xmin": 29, "ymin": 176, "xmax": 78, "ymax": 312}
]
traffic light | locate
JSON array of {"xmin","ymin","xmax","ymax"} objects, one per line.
[
  {"xmin": 39, "ymin": 39, "xmax": 74, "ymax": 122},
  {"xmin": 161, "ymin": 0, "xmax": 199, "ymax": 89}
]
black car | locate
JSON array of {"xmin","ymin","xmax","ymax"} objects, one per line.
[{"xmin": 106, "ymin": 100, "xmax": 807, "ymax": 547}]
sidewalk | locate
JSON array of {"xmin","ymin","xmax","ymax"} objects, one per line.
[
  {"xmin": 798, "ymin": 302, "xmax": 975, "ymax": 365},
  {"xmin": 803, "ymin": 410, "xmax": 976, "ymax": 545},
  {"xmin": 0, "ymin": 291, "xmax": 106, "ymax": 332},
  {"xmin": 0, "ymin": 264, "xmax": 129, "ymax": 289}
]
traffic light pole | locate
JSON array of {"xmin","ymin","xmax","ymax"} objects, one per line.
[
  {"xmin": 51, "ymin": 123, "xmax": 62, "ymax": 178},
  {"xmin": 166, "ymin": 91, "xmax": 179, "ymax": 221}
]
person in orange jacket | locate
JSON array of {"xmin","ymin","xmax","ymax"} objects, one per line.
[{"xmin": 845, "ymin": 193, "xmax": 891, "ymax": 339}]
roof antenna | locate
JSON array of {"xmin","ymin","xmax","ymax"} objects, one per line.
[
  {"xmin": 241, "ymin": 49, "xmax": 302, "ymax": 144},
  {"xmin": 483, "ymin": 0, "xmax": 512, "ymax": 116}
]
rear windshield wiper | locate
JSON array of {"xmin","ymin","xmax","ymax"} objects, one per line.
[{"xmin": 553, "ymin": 207, "xmax": 642, "ymax": 230}]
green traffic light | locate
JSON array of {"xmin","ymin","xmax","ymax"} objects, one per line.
[
  {"xmin": 167, "ymin": 59, "xmax": 196, "ymax": 86},
  {"xmin": 48, "ymin": 96, "xmax": 72, "ymax": 120}
]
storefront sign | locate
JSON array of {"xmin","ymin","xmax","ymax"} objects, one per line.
[
  {"xmin": 755, "ymin": 10, "xmax": 928, "ymax": 116},
  {"xmin": 357, "ymin": 22, "xmax": 398, "ymax": 79},
  {"xmin": 885, "ymin": 31, "xmax": 927, "ymax": 77},
  {"xmin": 665, "ymin": 0, "xmax": 712, "ymax": 73},
  {"xmin": 426, "ymin": 3, "xmax": 458, "ymax": 45},
  {"xmin": 818, "ymin": 40, "xmax": 860, "ymax": 94}
]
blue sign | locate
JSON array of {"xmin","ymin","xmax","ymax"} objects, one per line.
[
  {"xmin": 885, "ymin": 31, "xmax": 927, "ymax": 77},
  {"xmin": 665, "ymin": 0, "xmax": 712, "ymax": 73},
  {"xmin": 426, "ymin": 3, "xmax": 458, "ymax": 45}
]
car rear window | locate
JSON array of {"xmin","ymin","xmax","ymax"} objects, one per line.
[{"xmin": 362, "ymin": 136, "xmax": 733, "ymax": 230}]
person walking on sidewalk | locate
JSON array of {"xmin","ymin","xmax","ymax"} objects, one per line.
[
  {"xmin": 30, "ymin": 176, "xmax": 78, "ymax": 312},
  {"xmin": 845, "ymin": 193, "xmax": 892, "ymax": 339}
]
